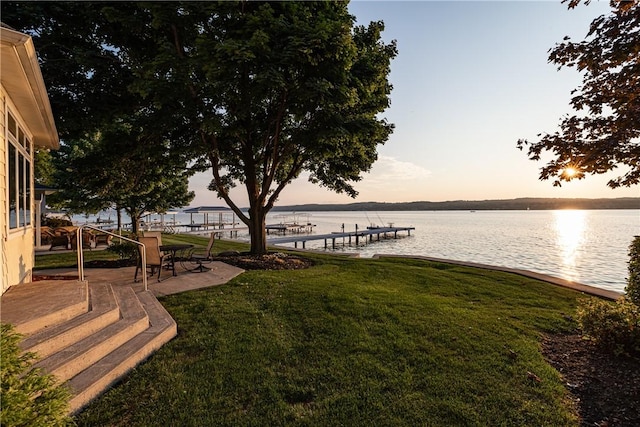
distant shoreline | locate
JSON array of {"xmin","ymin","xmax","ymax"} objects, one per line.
[{"xmin": 272, "ymin": 197, "xmax": 640, "ymax": 212}]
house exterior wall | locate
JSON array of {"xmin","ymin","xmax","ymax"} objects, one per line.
[
  {"xmin": 2, "ymin": 84, "xmax": 35, "ymax": 293},
  {"xmin": 1, "ymin": 26, "xmax": 59, "ymax": 295},
  {"xmin": 1, "ymin": 87, "xmax": 6, "ymax": 292}
]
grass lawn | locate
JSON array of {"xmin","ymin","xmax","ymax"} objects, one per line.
[
  {"xmin": 47, "ymin": 235, "xmax": 584, "ymax": 426},
  {"xmin": 37, "ymin": 236, "xmax": 580, "ymax": 426}
]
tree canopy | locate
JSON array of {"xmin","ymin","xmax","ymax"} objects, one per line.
[
  {"xmin": 2, "ymin": 1, "xmax": 396, "ymax": 253},
  {"xmin": 517, "ymin": 0, "xmax": 639, "ymax": 188},
  {"xmin": 49, "ymin": 126, "xmax": 194, "ymax": 234},
  {"xmin": 2, "ymin": 2, "xmax": 196, "ymax": 232},
  {"xmin": 118, "ymin": 2, "xmax": 397, "ymax": 252}
]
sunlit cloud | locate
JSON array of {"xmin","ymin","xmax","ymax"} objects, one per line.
[
  {"xmin": 350, "ymin": 156, "xmax": 433, "ymax": 202},
  {"xmin": 188, "ymin": 156, "xmax": 433, "ymax": 206},
  {"xmin": 362, "ymin": 155, "xmax": 432, "ymax": 185}
]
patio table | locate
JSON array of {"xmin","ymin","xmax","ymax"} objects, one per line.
[{"xmin": 159, "ymin": 244, "xmax": 193, "ymax": 276}]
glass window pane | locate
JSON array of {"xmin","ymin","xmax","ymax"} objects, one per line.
[
  {"xmin": 25, "ymin": 159, "xmax": 31, "ymax": 226},
  {"xmin": 7, "ymin": 112, "xmax": 17, "ymax": 138},
  {"xmin": 19, "ymin": 152, "xmax": 25, "ymax": 227},
  {"xmin": 9, "ymin": 144, "xmax": 17, "ymax": 229}
]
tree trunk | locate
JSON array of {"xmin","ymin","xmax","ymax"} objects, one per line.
[
  {"xmin": 116, "ymin": 208, "xmax": 123, "ymax": 231},
  {"xmin": 128, "ymin": 208, "xmax": 141, "ymax": 236},
  {"xmin": 248, "ymin": 206, "xmax": 268, "ymax": 255}
]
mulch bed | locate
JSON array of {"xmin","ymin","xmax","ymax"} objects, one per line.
[
  {"xmin": 84, "ymin": 259, "xmax": 138, "ymax": 268},
  {"xmin": 72, "ymin": 253, "xmax": 314, "ymax": 271},
  {"xmin": 541, "ymin": 333, "xmax": 640, "ymax": 426},
  {"xmin": 213, "ymin": 252, "xmax": 314, "ymax": 270}
]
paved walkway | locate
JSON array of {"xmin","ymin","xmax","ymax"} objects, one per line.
[{"xmin": 34, "ymin": 261, "xmax": 245, "ymax": 297}]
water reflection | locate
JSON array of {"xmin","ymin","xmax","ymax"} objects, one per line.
[{"xmin": 554, "ymin": 210, "xmax": 587, "ymax": 280}]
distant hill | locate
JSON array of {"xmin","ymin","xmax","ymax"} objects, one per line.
[{"xmin": 272, "ymin": 197, "xmax": 640, "ymax": 212}]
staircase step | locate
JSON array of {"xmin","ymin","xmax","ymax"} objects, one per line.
[
  {"xmin": 1, "ymin": 280, "xmax": 89, "ymax": 336},
  {"xmin": 21, "ymin": 283, "xmax": 120, "ymax": 359},
  {"xmin": 68, "ymin": 290, "xmax": 177, "ymax": 414},
  {"xmin": 34, "ymin": 286, "xmax": 149, "ymax": 384}
]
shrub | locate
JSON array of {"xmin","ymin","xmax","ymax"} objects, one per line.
[
  {"xmin": 41, "ymin": 215, "xmax": 73, "ymax": 228},
  {"xmin": 0, "ymin": 323, "xmax": 72, "ymax": 426},
  {"xmin": 577, "ymin": 297, "xmax": 640, "ymax": 356},
  {"xmin": 577, "ymin": 236, "xmax": 640, "ymax": 356},
  {"xmin": 106, "ymin": 241, "xmax": 138, "ymax": 261},
  {"xmin": 626, "ymin": 235, "xmax": 640, "ymax": 305}
]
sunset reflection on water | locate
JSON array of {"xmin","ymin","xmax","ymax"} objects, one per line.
[{"xmin": 554, "ymin": 210, "xmax": 587, "ymax": 281}]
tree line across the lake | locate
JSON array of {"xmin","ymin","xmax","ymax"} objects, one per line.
[{"xmin": 273, "ymin": 197, "xmax": 640, "ymax": 212}]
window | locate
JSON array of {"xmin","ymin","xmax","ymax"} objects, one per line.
[{"xmin": 6, "ymin": 111, "xmax": 32, "ymax": 230}]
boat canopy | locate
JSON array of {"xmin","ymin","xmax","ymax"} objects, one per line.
[{"xmin": 182, "ymin": 206, "xmax": 232, "ymax": 213}]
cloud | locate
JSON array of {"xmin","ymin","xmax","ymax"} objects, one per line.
[
  {"xmin": 362, "ymin": 156, "xmax": 432, "ymax": 185},
  {"xmin": 345, "ymin": 156, "xmax": 433, "ymax": 202},
  {"xmin": 188, "ymin": 156, "xmax": 434, "ymax": 206}
]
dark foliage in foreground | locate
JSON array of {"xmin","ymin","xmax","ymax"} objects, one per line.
[{"xmin": 518, "ymin": 1, "xmax": 640, "ymax": 188}]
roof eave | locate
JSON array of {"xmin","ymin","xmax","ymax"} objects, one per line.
[{"xmin": 1, "ymin": 26, "xmax": 59, "ymax": 150}]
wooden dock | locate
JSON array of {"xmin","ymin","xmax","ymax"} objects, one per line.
[
  {"xmin": 183, "ymin": 222, "xmax": 239, "ymax": 231},
  {"xmin": 267, "ymin": 226, "xmax": 415, "ymax": 249},
  {"xmin": 182, "ymin": 226, "xmax": 247, "ymax": 238},
  {"xmin": 265, "ymin": 223, "xmax": 315, "ymax": 235},
  {"xmin": 266, "ymin": 213, "xmax": 316, "ymax": 235}
]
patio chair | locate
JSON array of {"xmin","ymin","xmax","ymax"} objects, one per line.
[
  {"xmin": 134, "ymin": 236, "xmax": 165, "ymax": 282},
  {"xmin": 94, "ymin": 232, "xmax": 113, "ymax": 248},
  {"xmin": 70, "ymin": 229, "xmax": 94, "ymax": 250},
  {"xmin": 142, "ymin": 231, "xmax": 163, "ymax": 246},
  {"xmin": 49, "ymin": 227, "xmax": 72, "ymax": 250},
  {"xmin": 142, "ymin": 230, "xmax": 176, "ymax": 270},
  {"xmin": 40, "ymin": 226, "xmax": 55, "ymax": 245},
  {"xmin": 187, "ymin": 232, "xmax": 216, "ymax": 273}
]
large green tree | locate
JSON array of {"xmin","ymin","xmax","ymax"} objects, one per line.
[
  {"xmin": 50, "ymin": 123, "xmax": 194, "ymax": 234},
  {"xmin": 517, "ymin": 0, "xmax": 639, "ymax": 188},
  {"xmin": 3, "ymin": 1, "xmax": 396, "ymax": 254},
  {"xmin": 1, "ymin": 2, "xmax": 139, "ymax": 140},
  {"xmin": 2, "ymin": 2, "xmax": 196, "ymax": 232},
  {"xmin": 127, "ymin": 2, "xmax": 397, "ymax": 253}
]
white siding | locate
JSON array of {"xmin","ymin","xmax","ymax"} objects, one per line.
[
  {"xmin": 1, "ymin": 87, "xmax": 8, "ymax": 293},
  {"xmin": 1, "ymin": 87, "xmax": 35, "ymax": 293}
]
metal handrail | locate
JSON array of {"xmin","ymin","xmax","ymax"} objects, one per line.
[{"xmin": 76, "ymin": 225, "xmax": 148, "ymax": 291}]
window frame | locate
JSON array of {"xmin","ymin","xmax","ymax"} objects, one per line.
[{"xmin": 6, "ymin": 109, "xmax": 33, "ymax": 233}]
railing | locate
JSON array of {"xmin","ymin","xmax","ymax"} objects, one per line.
[{"xmin": 76, "ymin": 225, "xmax": 148, "ymax": 291}]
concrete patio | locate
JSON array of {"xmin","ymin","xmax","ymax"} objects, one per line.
[{"xmin": 33, "ymin": 260, "xmax": 246, "ymax": 297}]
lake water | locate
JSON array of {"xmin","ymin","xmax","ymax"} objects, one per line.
[
  {"xmin": 268, "ymin": 210, "xmax": 639, "ymax": 293},
  {"xmin": 74, "ymin": 209, "xmax": 639, "ymax": 293}
]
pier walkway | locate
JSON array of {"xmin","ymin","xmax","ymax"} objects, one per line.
[{"xmin": 267, "ymin": 226, "xmax": 415, "ymax": 249}]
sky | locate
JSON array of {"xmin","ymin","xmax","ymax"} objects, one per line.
[{"xmin": 188, "ymin": 1, "xmax": 639, "ymax": 208}]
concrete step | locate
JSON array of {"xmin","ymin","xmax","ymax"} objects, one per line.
[
  {"xmin": 4, "ymin": 275, "xmax": 178, "ymax": 415},
  {"xmin": 34, "ymin": 286, "xmax": 149, "ymax": 384},
  {"xmin": 67, "ymin": 290, "xmax": 177, "ymax": 414},
  {"xmin": 20, "ymin": 283, "xmax": 120, "ymax": 359},
  {"xmin": 1, "ymin": 280, "xmax": 89, "ymax": 336}
]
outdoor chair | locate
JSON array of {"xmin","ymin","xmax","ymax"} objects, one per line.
[
  {"xmin": 49, "ymin": 227, "xmax": 72, "ymax": 250},
  {"xmin": 40, "ymin": 227, "xmax": 55, "ymax": 246},
  {"xmin": 93, "ymin": 232, "xmax": 113, "ymax": 248},
  {"xmin": 142, "ymin": 230, "xmax": 175, "ymax": 270},
  {"xmin": 134, "ymin": 236, "xmax": 165, "ymax": 282},
  {"xmin": 70, "ymin": 229, "xmax": 94, "ymax": 250},
  {"xmin": 142, "ymin": 231, "xmax": 163, "ymax": 246},
  {"xmin": 187, "ymin": 232, "xmax": 216, "ymax": 273}
]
